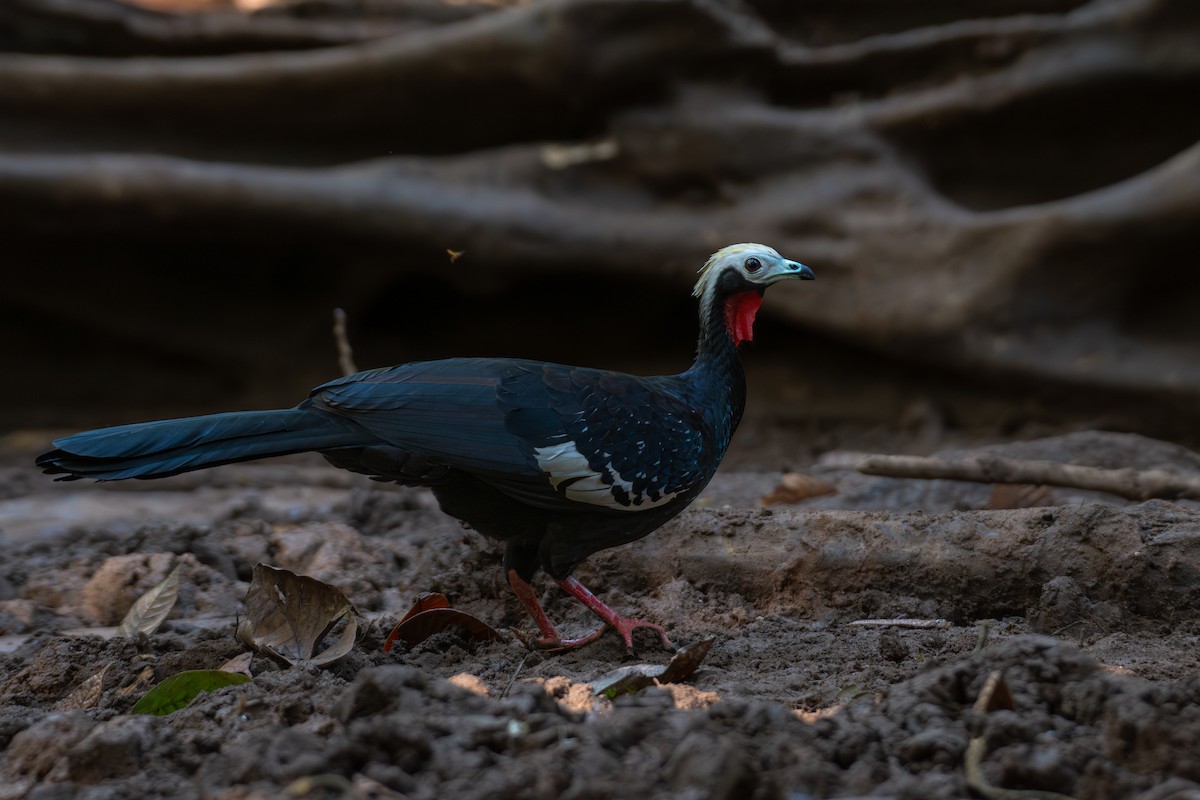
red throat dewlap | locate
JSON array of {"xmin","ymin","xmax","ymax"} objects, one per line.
[{"xmin": 724, "ymin": 291, "xmax": 763, "ymax": 346}]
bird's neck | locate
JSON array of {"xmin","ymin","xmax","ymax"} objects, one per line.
[
  {"xmin": 684, "ymin": 288, "xmax": 751, "ymax": 435},
  {"xmin": 694, "ymin": 283, "xmax": 762, "ymax": 365}
]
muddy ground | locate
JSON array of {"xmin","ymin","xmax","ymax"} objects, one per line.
[{"xmin": 2, "ymin": 424, "xmax": 1200, "ymax": 799}]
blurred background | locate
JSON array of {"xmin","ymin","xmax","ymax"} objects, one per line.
[{"xmin": 2, "ymin": 0, "xmax": 1199, "ymax": 458}]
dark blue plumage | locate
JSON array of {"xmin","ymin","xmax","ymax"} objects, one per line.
[{"xmin": 37, "ymin": 244, "xmax": 813, "ymax": 651}]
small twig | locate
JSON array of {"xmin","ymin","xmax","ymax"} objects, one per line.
[
  {"xmin": 972, "ymin": 670, "xmax": 1015, "ymax": 714},
  {"xmin": 332, "ymin": 307, "xmax": 358, "ymax": 377},
  {"xmin": 965, "ymin": 671, "xmax": 1077, "ymax": 800},
  {"xmin": 500, "ymin": 652, "xmax": 531, "ymax": 699},
  {"xmin": 1049, "ymin": 620, "xmax": 1088, "ymax": 637},
  {"xmin": 1049, "ymin": 613, "xmax": 1111, "ymax": 638},
  {"xmin": 857, "ymin": 453, "xmax": 1200, "ymax": 502},
  {"xmin": 847, "ymin": 618, "xmax": 951, "ymax": 630}
]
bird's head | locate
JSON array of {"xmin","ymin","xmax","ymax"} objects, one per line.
[{"xmin": 693, "ymin": 243, "xmax": 814, "ymax": 347}]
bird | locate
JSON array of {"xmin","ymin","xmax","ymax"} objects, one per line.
[{"xmin": 37, "ymin": 244, "xmax": 814, "ymax": 652}]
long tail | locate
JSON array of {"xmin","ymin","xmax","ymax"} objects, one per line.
[{"xmin": 36, "ymin": 408, "xmax": 368, "ymax": 481}]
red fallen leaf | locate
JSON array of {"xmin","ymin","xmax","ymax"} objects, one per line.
[
  {"xmin": 383, "ymin": 607, "xmax": 502, "ymax": 653},
  {"xmin": 383, "ymin": 593, "xmax": 452, "ymax": 651},
  {"xmin": 399, "ymin": 592, "xmax": 451, "ymax": 626},
  {"xmin": 383, "ymin": 592, "xmax": 503, "ymax": 652}
]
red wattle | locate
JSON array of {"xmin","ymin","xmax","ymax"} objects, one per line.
[{"xmin": 724, "ymin": 291, "xmax": 763, "ymax": 346}]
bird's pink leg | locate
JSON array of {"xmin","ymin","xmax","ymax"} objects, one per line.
[
  {"xmin": 506, "ymin": 570, "xmax": 674, "ymax": 653},
  {"xmin": 555, "ymin": 576, "xmax": 674, "ymax": 653},
  {"xmin": 506, "ymin": 569, "xmax": 608, "ymax": 651}
]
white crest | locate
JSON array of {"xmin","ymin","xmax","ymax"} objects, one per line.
[{"xmin": 692, "ymin": 243, "xmax": 782, "ymax": 298}]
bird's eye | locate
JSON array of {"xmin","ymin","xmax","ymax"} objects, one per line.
[{"xmin": 744, "ymin": 257, "xmax": 762, "ymax": 273}]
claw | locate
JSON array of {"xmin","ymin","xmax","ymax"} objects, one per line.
[
  {"xmin": 554, "ymin": 575, "xmax": 673, "ymax": 652},
  {"xmin": 507, "ymin": 569, "xmax": 674, "ymax": 654},
  {"xmin": 509, "ymin": 621, "xmax": 607, "ymax": 652},
  {"xmin": 529, "ymin": 624, "xmax": 610, "ymax": 653},
  {"xmin": 520, "ymin": 620, "xmax": 671, "ymax": 654},
  {"xmin": 605, "ymin": 616, "xmax": 674, "ymax": 653}
]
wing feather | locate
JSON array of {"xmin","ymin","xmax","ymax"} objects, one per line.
[
  {"xmin": 309, "ymin": 358, "xmax": 539, "ymax": 476},
  {"xmin": 306, "ymin": 357, "xmax": 712, "ymax": 515}
]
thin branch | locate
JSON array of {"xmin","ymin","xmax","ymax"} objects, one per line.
[
  {"xmin": 847, "ymin": 618, "xmax": 951, "ymax": 630},
  {"xmin": 332, "ymin": 307, "xmax": 357, "ymax": 377},
  {"xmin": 857, "ymin": 453, "xmax": 1200, "ymax": 501},
  {"xmin": 499, "ymin": 652, "xmax": 531, "ymax": 700}
]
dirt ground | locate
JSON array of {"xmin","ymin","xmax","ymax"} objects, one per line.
[{"xmin": 2, "ymin": 424, "xmax": 1200, "ymax": 799}]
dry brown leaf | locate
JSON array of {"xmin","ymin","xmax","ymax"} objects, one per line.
[
  {"xmin": 55, "ymin": 663, "xmax": 113, "ymax": 711},
  {"xmin": 307, "ymin": 616, "xmax": 359, "ymax": 667},
  {"xmin": 591, "ymin": 638, "xmax": 714, "ymax": 698},
  {"xmin": 236, "ymin": 563, "xmax": 358, "ymax": 667},
  {"xmin": 218, "ymin": 652, "xmax": 254, "ymax": 677},
  {"xmin": 116, "ymin": 563, "xmax": 182, "ymax": 638},
  {"xmin": 761, "ymin": 473, "xmax": 837, "ymax": 505}
]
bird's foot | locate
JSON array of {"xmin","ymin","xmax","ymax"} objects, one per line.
[
  {"xmin": 555, "ymin": 576, "xmax": 675, "ymax": 654},
  {"xmin": 507, "ymin": 569, "xmax": 675, "ymax": 654},
  {"xmin": 515, "ymin": 618, "xmax": 671, "ymax": 653},
  {"xmin": 515, "ymin": 624, "xmax": 610, "ymax": 653},
  {"xmin": 509, "ymin": 569, "xmax": 600, "ymax": 652},
  {"xmin": 605, "ymin": 615, "xmax": 674, "ymax": 654}
]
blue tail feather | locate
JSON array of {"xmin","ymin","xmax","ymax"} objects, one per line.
[{"xmin": 36, "ymin": 409, "xmax": 367, "ymax": 481}]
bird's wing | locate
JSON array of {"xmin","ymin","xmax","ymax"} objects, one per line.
[
  {"xmin": 501, "ymin": 364, "xmax": 709, "ymax": 513},
  {"xmin": 308, "ymin": 358, "xmax": 541, "ymax": 477},
  {"xmin": 310, "ymin": 358, "xmax": 709, "ymax": 514}
]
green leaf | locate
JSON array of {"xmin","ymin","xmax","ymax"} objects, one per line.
[{"xmin": 131, "ymin": 670, "xmax": 250, "ymax": 716}]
